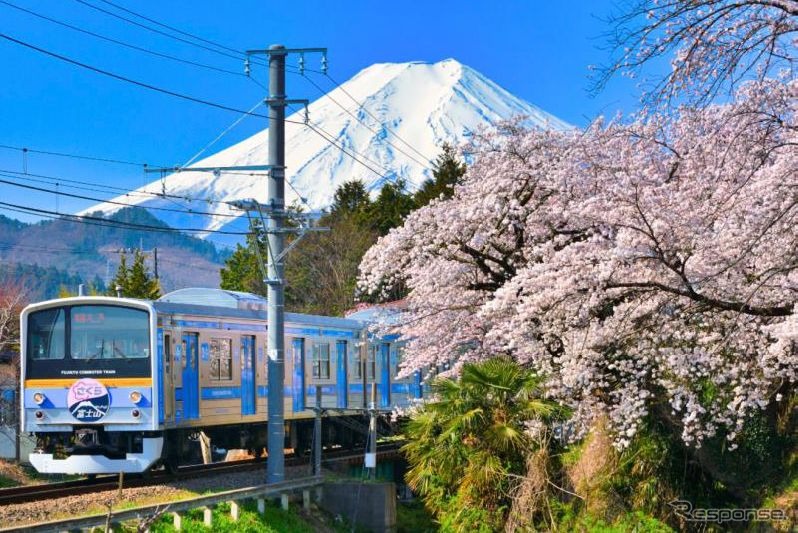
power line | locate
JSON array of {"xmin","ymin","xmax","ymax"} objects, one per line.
[
  {"xmin": 0, "ymin": 32, "xmax": 282, "ymax": 121},
  {"xmin": 0, "ymin": 173, "xmax": 240, "ymax": 219},
  {"xmin": 302, "ymin": 119, "xmax": 396, "ymax": 187},
  {"xmin": 0, "ymin": 0, "xmax": 246, "ymax": 77},
  {"xmin": 291, "ymin": 70, "xmax": 432, "ymax": 168},
  {"xmin": 0, "ymin": 143, "xmax": 156, "ymax": 168},
  {"xmin": 96, "ymin": 0, "xmax": 255, "ymax": 62},
  {"xmin": 321, "ymin": 70, "xmax": 435, "ymax": 165},
  {"xmin": 181, "ymin": 98, "xmax": 264, "ymax": 168},
  {"xmin": 0, "ymin": 200, "xmax": 249, "ymax": 235},
  {"xmin": 0, "ymin": 167, "xmax": 232, "ymax": 207},
  {"xmin": 72, "ymin": 0, "xmax": 249, "ymax": 64}
]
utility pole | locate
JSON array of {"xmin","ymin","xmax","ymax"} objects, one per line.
[
  {"xmin": 241, "ymin": 44, "xmax": 326, "ymax": 485},
  {"xmin": 146, "ymin": 43, "xmax": 326, "ymax": 485},
  {"xmin": 266, "ymin": 44, "xmax": 287, "ymax": 485}
]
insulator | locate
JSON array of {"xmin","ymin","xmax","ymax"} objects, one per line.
[
  {"xmin": 244, "ymin": 57, "xmax": 251, "ymax": 77},
  {"xmin": 299, "ymin": 53, "xmax": 305, "ymax": 75},
  {"xmin": 304, "ymin": 105, "xmax": 309, "ymax": 124},
  {"xmin": 321, "ymin": 54, "xmax": 328, "ymax": 74}
]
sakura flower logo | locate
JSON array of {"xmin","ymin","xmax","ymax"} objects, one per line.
[{"xmin": 67, "ymin": 378, "xmax": 110, "ymax": 422}]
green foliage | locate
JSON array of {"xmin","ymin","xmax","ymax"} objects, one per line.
[
  {"xmin": 0, "ymin": 207, "xmax": 226, "ymax": 301},
  {"xmin": 330, "ymin": 179, "xmax": 372, "ymax": 223},
  {"xmin": 108, "ymin": 250, "xmax": 161, "ymax": 299},
  {"xmin": 366, "ymin": 178, "xmax": 417, "ymax": 236},
  {"xmin": 0, "ymin": 263, "xmax": 94, "ymax": 301},
  {"xmin": 551, "ymin": 502, "xmax": 674, "ymax": 533},
  {"xmin": 414, "ymin": 143, "xmax": 466, "ymax": 208},
  {"xmin": 146, "ymin": 499, "xmax": 318, "ymax": 533},
  {"xmin": 219, "ymin": 145, "xmax": 464, "ymax": 314},
  {"xmin": 0, "ymin": 475, "xmax": 19, "ymax": 488},
  {"xmin": 219, "ymin": 224, "xmax": 268, "ymax": 296},
  {"xmin": 402, "ymin": 357, "xmax": 564, "ymax": 532},
  {"xmin": 396, "ymin": 500, "xmax": 438, "ymax": 533},
  {"xmin": 285, "ymin": 212, "xmax": 378, "ymax": 315}
]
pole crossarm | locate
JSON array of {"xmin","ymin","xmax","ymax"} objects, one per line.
[
  {"xmin": 246, "ymin": 47, "xmax": 327, "ymax": 56},
  {"xmin": 145, "ymin": 165, "xmax": 280, "ymax": 174}
]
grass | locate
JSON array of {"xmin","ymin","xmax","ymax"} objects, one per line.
[
  {"xmin": 87, "ymin": 499, "xmax": 348, "ymax": 533},
  {"xmin": 397, "ymin": 500, "xmax": 437, "ymax": 533}
]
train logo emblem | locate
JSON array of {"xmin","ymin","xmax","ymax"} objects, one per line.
[{"xmin": 67, "ymin": 378, "xmax": 110, "ymax": 422}]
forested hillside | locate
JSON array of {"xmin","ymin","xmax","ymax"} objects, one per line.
[{"xmin": 0, "ymin": 208, "xmax": 227, "ymax": 301}]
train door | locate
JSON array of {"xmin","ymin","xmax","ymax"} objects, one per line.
[
  {"xmin": 241, "ymin": 335, "xmax": 256, "ymax": 415},
  {"xmin": 336, "ymin": 340, "xmax": 348, "ymax": 408},
  {"xmin": 164, "ymin": 334, "xmax": 174, "ymax": 422},
  {"xmin": 182, "ymin": 332, "xmax": 200, "ymax": 420},
  {"xmin": 379, "ymin": 342, "xmax": 391, "ymax": 408},
  {"xmin": 291, "ymin": 338, "xmax": 305, "ymax": 412}
]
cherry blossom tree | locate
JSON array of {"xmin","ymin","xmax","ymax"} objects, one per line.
[
  {"xmin": 359, "ymin": 77, "xmax": 797, "ymax": 448},
  {"xmin": 595, "ymin": 0, "xmax": 797, "ymax": 107}
]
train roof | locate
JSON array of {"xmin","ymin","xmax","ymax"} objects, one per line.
[{"xmin": 155, "ymin": 288, "xmax": 364, "ymax": 330}]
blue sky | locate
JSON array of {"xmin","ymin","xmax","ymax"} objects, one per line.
[{"xmin": 0, "ymin": 1, "xmax": 652, "ymax": 229}]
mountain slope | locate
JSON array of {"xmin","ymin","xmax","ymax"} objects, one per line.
[
  {"xmin": 80, "ymin": 59, "xmax": 569, "ymax": 240},
  {"xmin": 0, "ymin": 209, "xmax": 225, "ymax": 299}
]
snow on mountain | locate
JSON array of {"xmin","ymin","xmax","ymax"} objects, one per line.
[{"xmin": 80, "ymin": 59, "xmax": 569, "ymax": 243}]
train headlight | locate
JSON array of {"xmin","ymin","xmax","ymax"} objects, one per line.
[
  {"xmin": 33, "ymin": 392, "xmax": 45, "ymax": 405},
  {"xmin": 129, "ymin": 391, "xmax": 143, "ymax": 404}
]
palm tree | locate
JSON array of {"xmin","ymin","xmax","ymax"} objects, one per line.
[{"xmin": 402, "ymin": 358, "xmax": 564, "ymax": 532}]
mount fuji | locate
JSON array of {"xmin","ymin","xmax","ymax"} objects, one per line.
[{"xmin": 80, "ymin": 59, "xmax": 569, "ymax": 243}]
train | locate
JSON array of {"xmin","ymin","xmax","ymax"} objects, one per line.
[{"xmin": 20, "ymin": 288, "xmax": 421, "ymax": 475}]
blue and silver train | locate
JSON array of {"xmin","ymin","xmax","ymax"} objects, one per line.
[{"xmin": 20, "ymin": 288, "xmax": 420, "ymax": 474}]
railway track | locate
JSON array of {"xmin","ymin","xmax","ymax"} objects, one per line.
[{"xmin": 0, "ymin": 443, "xmax": 403, "ymax": 506}]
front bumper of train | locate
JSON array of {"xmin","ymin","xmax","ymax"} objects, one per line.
[{"xmin": 28, "ymin": 436, "xmax": 163, "ymax": 474}]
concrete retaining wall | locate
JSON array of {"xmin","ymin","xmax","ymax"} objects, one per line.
[{"xmin": 321, "ymin": 480, "xmax": 397, "ymax": 533}]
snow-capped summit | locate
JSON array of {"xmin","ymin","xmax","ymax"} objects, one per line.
[{"xmin": 80, "ymin": 59, "xmax": 569, "ymax": 239}]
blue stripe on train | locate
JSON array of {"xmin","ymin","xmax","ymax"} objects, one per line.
[
  {"xmin": 171, "ymin": 320, "xmax": 357, "ymax": 338},
  {"xmin": 201, "ymin": 387, "xmax": 241, "ymax": 400},
  {"xmin": 336, "ymin": 340, "xmax": 348, "ymax": 408},
  {"xmin": 292, "ymin": 338, "xmax": 305, "ymax": 412}
]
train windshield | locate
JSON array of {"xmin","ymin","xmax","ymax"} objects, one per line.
[
  {"xmin": 26, "ymin": 304, "xmax": 151, "ymax": 379},
  {"xmin": 70, "ymin": 306, "xmax": 149, "ymax": 360}
]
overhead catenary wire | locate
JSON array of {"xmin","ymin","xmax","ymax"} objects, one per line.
[
  {"xmin": 71, "ymin": 0, "xmax": 252, "ymax": 64},
  {"xmin": 0, "ymin": 32, "xmax": 284, "ymax": 121},
  {"xmin": 2, "ymin": 24, "xmax": 419, "ymax": 213},
  {"xmin": 0, "ymin": 167, "xmax": 234, "ymax": 207},
  {"xmin": 0, "ymin": 0, "xmax": 247, "ymax": 77},
  {"xmin": 180, "ymin": 98, "xmax": 264, "ymax": 168},
  {"xmin": 290, "ymin": 70, "xmax": 433, "ymax": 169},
  {"xmin": 95, "ymin": 0, "xmax": 261, "ymax": 64},
  {"xmin": 0, "ymin": 143, "xmax": 158, "ymax": 168},
  {"xmin": 8, "ymin": 0, "xmax": 437, "ymax": 190},
  {"xmin": 0, "ymin": 200, "xmax": 249, "ymax": 235},
  {"xmin": 321, "ymin": 70, "xmax": 435, "ymax": 165},
  {"xmin": 0, "ymin": 173, "xmax": 241, "ymax": 219}
]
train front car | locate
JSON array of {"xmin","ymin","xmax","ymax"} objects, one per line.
[{"xmin": 21, "ymin": 297, "xmax": 161, "ymax": 474}]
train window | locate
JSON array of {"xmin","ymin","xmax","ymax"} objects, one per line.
[
  {"xmin": 312, "ymin": 343, "xmax": 330, "ymax": 379},
  {"xmin": 70, "ymin": 306, "xmax": 149, "ymax": 359},
  {"xmin": 164, "ymin": 335, "xmax": 171, "ymax": 375},
  {"xmin": 210, "ymin": 338, "xmax": 232, "ymax": 381},
  {"xmin": 28, "ymin": 308, "xmax": 66, "ymax": 360},
  {"xmin": 367, "ymin": 345, "xmax": 376, "ymax": 380},
  {"xmin": 352, "ymin": 346, "xmax": 363, "ymax": 379}
]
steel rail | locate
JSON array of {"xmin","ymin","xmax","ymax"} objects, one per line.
[{"xmin": 0, "ymin": 442, "xmax": 403, "ymax": 506}]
